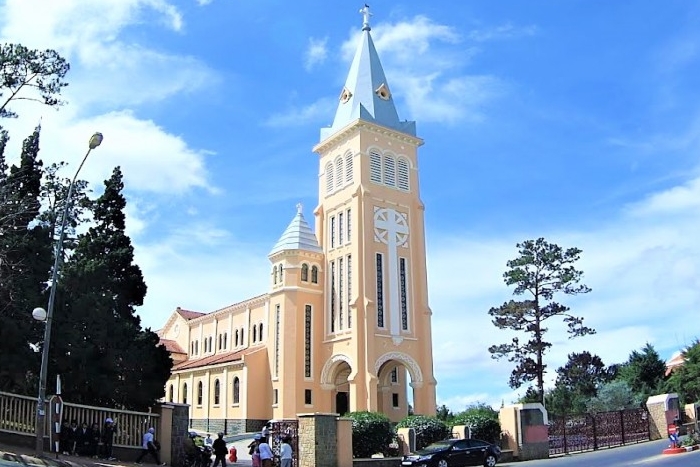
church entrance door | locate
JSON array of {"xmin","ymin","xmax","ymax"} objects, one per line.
[{"xmin": 336, "ymin": 392, "xmax": 349, "ymax": 415}]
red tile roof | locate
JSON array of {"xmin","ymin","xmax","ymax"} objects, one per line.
[
  {"xmin": 176, "ymin": 308, "xmax": 206, "ymax": 320},
  {"xmin": 160, "ymin": 339, "xmax": 186, "ymax": 354},
  {"xmin": 173, "ymin": 348, "xmax": 258, "ymax": 371}
]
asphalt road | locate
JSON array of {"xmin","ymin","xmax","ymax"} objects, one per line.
[{"xmin": 498, "ymin": 440, "xmax": 699, "ymax": 467}]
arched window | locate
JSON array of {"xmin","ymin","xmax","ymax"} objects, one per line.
[
  {"xmin": 182, "ymin": 383, "xmax": 188, "ymax": 404},
  {"xmin": 335, "ymin": 157, "xmax": 343, "ymax": 188},
  {"xmin": 197, "ymin": 381, "xmax": 203, "ymax": 405},
  {"xmin": 235, "ymin": 329, "xmax": 239, "ymax": 347},
  {"xmin": 195, "ymin": 341, "xmax": 199, "ymax": 355},
  {"xmin": 223, "ymin": 333, "xmax": 227, "ymax": 349},
  {"xmin": 218, "ymin": 334, "xmax": 222, "ymax": 350},
  {"xmin": 301, "ymin": 263, "xmax": 309, "ymax": 282},
  {"xmin": 259, "ymin": 323, "xmax": 264, "ymax": 340},
  {"xmin": 345, "ymin": 152, "xmax": 353, "ymax": 184},
  {"xmin": 369, "ymin": 150, "xmax": 382, "ymax": 183},
  {"xmin": 273, "ymin": 265, "xmax": 278, "ymax": 284},
  {"xmin": 213, "ymin": 379, "xmax": 220, "ymax": 405},
  {"xmin": 397, "ymin": 157, "xmax": 410, "ymax": 190},
  {"xmin": 311, "ymin": 265, "xmax": 319, "ymax": 284},
  {"xmin": 383, "ymin": 155, "xmax": 396, "ymax": 186},
  {"xmin": 325, "ymin": 162, "xmax": 334, "ymax": 193},
  {"xmin": 208, "ymin": 336, "xmax": 213, "ymax": 353},
  {"xmin": 279, "ymin": 264, "xmax": 283, "ymax": 282},
  {"xmin": 240, "ymin": 327, "xmax": 244, "ymax": 345},
  {"xmin": 168, "ymin": 384, "xmax": 173, "ymax": 403},
  {"xmin": 253, "ymin": 325, "xmax": 257, "ymax": 343},
  {"xmin": 191, "ymin": 342, "xmax": 194, "ymax": 355},
  {"xmin": 233, "ymin": 377, "xmax": 240, "ymax": 404}
]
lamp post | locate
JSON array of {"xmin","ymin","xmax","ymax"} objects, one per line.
[{"xmin": 34, "ymin": 132, "xmax": 103, "ymax": 456}]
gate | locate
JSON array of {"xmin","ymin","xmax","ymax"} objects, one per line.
[
  {"xmin": 549, "ymin": 408, "xmax": 649, "ymax": 455},
  {"xmin": 269, "ymin": 419, "xmax": 298, "ymax": 467}
]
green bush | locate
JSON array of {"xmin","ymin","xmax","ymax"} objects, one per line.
[
  {"xmin": 397, "ymin": 415, "xmax": 450, "ymax": 450},
  {"xmin": 345, "ymin": 411, "xmax": 394, "ymax": 458},
  {"xmin": 451, "ymin": 413, "xmax": 501, "ymax": 444}
]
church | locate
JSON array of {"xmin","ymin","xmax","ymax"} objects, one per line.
[{"xmin": 157, "ymin": 7, "xmax": 437, "ymax": 431}]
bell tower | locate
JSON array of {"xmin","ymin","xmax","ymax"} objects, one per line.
[{"xmin": 313, "ymin": 6, "xmax": 436, "ymax": 420}]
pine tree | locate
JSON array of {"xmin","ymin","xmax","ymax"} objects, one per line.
[
  {"xmin": 53, "ymin": 167, "xmax": 171, "ymax": 409},
  {"xmin": 0, "ymin": 126, "xmax": 53, "ymax": 392}
]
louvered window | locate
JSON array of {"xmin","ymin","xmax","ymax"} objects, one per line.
[
  {"xmin": 376, "ymin": 253, "xmax": 385, "ymax": 328},
  {"xmin": 326, "ymin": 162, "xmax": 334, "ymax": 193},
  {"xmin": 345, "ymin": 153, "xmax": 353, "ymax": 183},
  {"xmin": 384, "ymin": 155, "xmax": 396, "ymax": 186},
  {"xmin": 304, "ymin": 305, "xmax": 312, "ymax": 378},
  {"xmin": 370, "ymin": 151, "xmax": 382, "ymax": 183},
  {"xmin": 398, "ymin": 157, "xmax": 410, "ymax": 190},
  {"xmin": 335, "ymin": 157, "xmax": 344, "ymax": 188}
]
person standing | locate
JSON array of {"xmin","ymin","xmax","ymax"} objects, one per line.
[
  {"xmin": 135, "ymin": 427, "xmax": 164, "ymax": 465},
  {"xmin": 257, "ymin": 437, "xmax": 273, "ymax": 467},
  {"xmin": 102, "ymin": 418, "xmax": 118, "ymax": 460},
  {"xmin": 211, "ymin": 433, "xmax": 227, "ymax": 467},
  {"xmin": 250, "ymin": 435, "xmax": 261, "ymax": 467},
  {"xmin": 204, "ymin": 434, "xmax": 213, "ymax": 448},
  {"xmin": 280, "ymin": 437, "xmax": 293, "ymax": 467}
]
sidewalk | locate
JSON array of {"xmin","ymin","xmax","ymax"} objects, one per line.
[{"xmin": 0, "ymin": 443, "xmax": 252, "ymax": 467}]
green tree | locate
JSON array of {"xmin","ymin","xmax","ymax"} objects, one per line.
[
  {"xmin": 488, "ymin": 238, "xmax": 594, "ymax": 403},
  {"xmin": 0, "ymin": 44, "xmax": 70, "ymax": 118},
  {"xmin": 617, "ymin": 343, "xmax": 666, "ymax": 404},
  {"xmin": 665, "ymin": 340, "xmax": 700, "ymax": 405},
  {"xmin": 0, "ymin": 127, "xmax": 53, "ymax": 393},
  {"xmin": 345, "ymin": 411, "xmax": 394, "ymax": 458},
  {"xmin": 586, "ymin": 380, "xmax": 637, "ymax": 413},
  {"xmin": 556, "ymin": 351, "xmax": 613, "ymax": 399},
  {"xmin": 436, "ymin": 404, "xmax": 454, "ymax": 423},
  {"xmin": 51, "ymin": 167, "xmax": 171, "ymax": 409},
  {"xmin": 397, "ymin": 415, "xmax": 450, "ymax": 450}
]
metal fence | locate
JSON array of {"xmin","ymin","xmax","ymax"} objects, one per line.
[
  {"xmin": 548, "ymin": 408, "xmax": 650, "ymax": 455},
  {"xmin": 269, "ymin": 419, "xmax": 298, "ymax": 467}
]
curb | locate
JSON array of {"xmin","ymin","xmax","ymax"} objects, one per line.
[{"xmin": 662, "ymin": 444, "xmax": 699, "ymax": 455}]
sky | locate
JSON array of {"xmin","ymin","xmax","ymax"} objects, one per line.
[{"xmin": 1, "ymin": 0, "xmax": 699, "ymax": 413}]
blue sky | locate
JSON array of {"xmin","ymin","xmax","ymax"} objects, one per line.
[{"xmin": 1, "ymin": 0, "xmax": 699, "ymax": 412}]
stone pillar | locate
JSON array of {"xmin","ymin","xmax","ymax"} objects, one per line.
[
  {"xmin": 337, "ymin": 417, "xmax": 353, "ymax": 467},
  {"xmin": 451, "ymin": 425, "xmax": 470, "ymax": 440},
  {"xmin": 155, "ymin": 403, "xmax": 190, "ymax": 467},
  {"xmin": 646, "ymin": 393, "xmax": 680, "ymax": 440},
  {"xmin": 298, "ymin": 413, "xmax": 339, "ymax": 467},
  {"xmin": 499, "ymin": 403, "xmax": 548, "ymax": 461}
]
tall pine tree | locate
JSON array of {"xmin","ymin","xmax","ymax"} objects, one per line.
[
  {"xmin": 53, "ymin": 167, "xmax": 171, "ymax": 409},
  {"xmin": 0, "ymin": 126, "xmax": 53, "ymax": 393}
]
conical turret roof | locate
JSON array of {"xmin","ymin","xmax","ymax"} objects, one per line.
[{"xmin": 269, "ymin": 204, "xmax": 322, "ymax": 256}]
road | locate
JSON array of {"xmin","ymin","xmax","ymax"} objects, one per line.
[{"xmin": 499, "ymin": 440, "xmax": 699, "ymax": 467}]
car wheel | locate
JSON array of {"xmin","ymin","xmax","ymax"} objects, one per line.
[
  {"xmin": 484, "ymin": 454, "xmax": 497, "ymax": 467},
  {"xmin": 435, "ymin": 459, "xmax": 449, "ymax": 467}
]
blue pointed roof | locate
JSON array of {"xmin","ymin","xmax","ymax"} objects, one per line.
[
  {"xmin": 269, "ymin": 204, "xmax": 323, "ymax": 256},
  {"xmin": 320, "ymin": 12, "xmax": 416, "ymax": 141}
]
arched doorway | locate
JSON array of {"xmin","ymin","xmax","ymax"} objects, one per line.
[
  {"xmin": 376, "ymin": 360, "xmax": 412, "ymax": 422},
  {"xmin": 333, "ymin": 361, "xmax": 352, "ymax": 415}
]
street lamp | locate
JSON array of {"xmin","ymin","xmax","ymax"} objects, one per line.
[{"xmin": 34, "ymin": 132, "xmax": 103, "ymax": 456}]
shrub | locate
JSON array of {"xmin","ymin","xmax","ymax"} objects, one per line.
[
  {"xmin": 451, "ymin": 413, "xmax": 501, "ymax": 444},
  {"xmin": 345, "ymin": 411, "xmax": 394, "ymax": 458},
  {"xmin": 397, "ymin": 415, "xmax": 450, "ymax": 450}
]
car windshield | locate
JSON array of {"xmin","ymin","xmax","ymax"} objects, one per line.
[{"xmin": 421, "ymin": 441, "xmax": 453, "ymax": 452}]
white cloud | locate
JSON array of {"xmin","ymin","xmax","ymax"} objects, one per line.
[
  {"xmin": 468, "ymin": 23, "xmax": 538, "ymax": 42},
  {"xmin": 340, "ymin": 15, "xmax": 506, "ymax": 125},
  {"xmin": 264, "ymin": 97, "xmax": 336, "ymax": 128},
  {"xmin": 196, "ymin": 0, "xmax": 213, "ymax": 5},
  {"xmin": 304, "ymin": 37, "xmax": 328, "ymax": 71}
]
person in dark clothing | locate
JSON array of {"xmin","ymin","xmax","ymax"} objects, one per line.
[
  {"xmin": 212, "ymin": 433, "xmax": 227, "ymax": 467},
  {"xmin": 90, "ymin": 422, "xmax": 101, "ymax": 458},
  {"xmin": 78, "ymin": 422, "xmax": 91, "ymax": 456},
  {"xmin": 59, "ymin": 420, "xmax": 71, "ymax": 455},
  {"xmin": 102, "ymin": 417, "xmax": 117, "ymax": 460},
  {"xmin": 68, "ymin": 420, "xmax": 79, "ymax": 455}
]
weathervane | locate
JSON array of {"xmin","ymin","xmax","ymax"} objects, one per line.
[{"xmin": 360, "ymin": 4, "xmax": 372, "ymax": 31}]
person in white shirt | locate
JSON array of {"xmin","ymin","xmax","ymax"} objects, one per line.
[
  {"xmin": 257, "ymin": 439, "xmax": 273, "ymax": 467},
  {"xmin": 280, "ymin": 437, "xmax": 293, "ymax": 467},
  {"xmin": 204, "ymin": 434, "xmax": 213, "ymax": 448}
]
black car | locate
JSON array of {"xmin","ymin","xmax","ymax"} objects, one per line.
[{"xmin": 401, "ymin": 438, "xmax": 501, "ymax": 467}]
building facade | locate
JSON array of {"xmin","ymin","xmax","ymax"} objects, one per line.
[{"xmin": 157, "ymin": 9, "xmax": 437, "ymax": 430}]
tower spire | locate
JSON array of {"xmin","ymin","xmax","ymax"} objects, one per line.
[{"xmin": 320, "ymin": 6, "xmax": 416, "ymax": 141}]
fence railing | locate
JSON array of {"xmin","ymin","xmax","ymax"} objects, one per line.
[{"xmin": 0, "ymin": 391, "xmax": 159, "ymax": 448}]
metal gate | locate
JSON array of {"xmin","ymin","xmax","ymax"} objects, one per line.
[
  {"xmin": 548, "ymin": 408, "xmax": 649, "ymax": 455},
  {"xmin": 269, "ymin": 419, "xmax": 299, "ymax": 467}
]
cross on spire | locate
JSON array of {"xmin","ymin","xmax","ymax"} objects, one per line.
[{"xmin": 359, "ymin": 4, "xmax": 372, "ymax": 31}]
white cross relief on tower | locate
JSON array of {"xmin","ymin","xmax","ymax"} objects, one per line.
[{"xmin": 374, "ymin": 207, "xmax": 409, "ymax": 338}]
